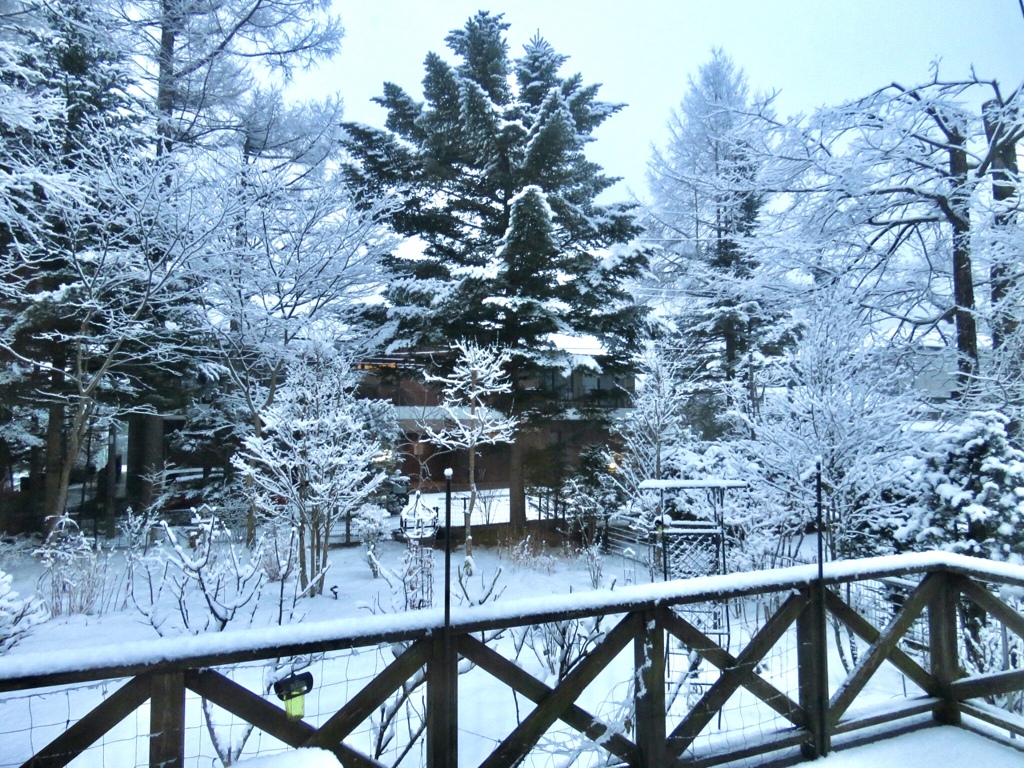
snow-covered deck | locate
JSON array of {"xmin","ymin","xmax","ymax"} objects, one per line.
[{"xmin": 142, "ymin": 727, "xmax": 1024, "ymax": 767}]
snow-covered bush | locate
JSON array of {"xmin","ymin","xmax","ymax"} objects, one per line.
[
  {"xmin": 235, "ymin": 352, "xmax": 394, "ymax": 596},
  {"xmin": 456, "ymin": 563, "xmax": 505, "ymax": 608},
  {"xmin": 235, "ymin": 352, "xmax": 391, "ymax": 598},
  {"xmin": 260, "ymin": 526, "xmax": 298, "ymax": 584},
  {"xmin": 900, "ymin": 411, "xmax": 1024, "ymax": 561},
  {"xmin": 131, "ymin": 519, "xmax": 265, "ymax": 636},
  {"xmin": 0, "ymin": 535, "xmax": 37, "ymax": 567},
  {"xmin": 515, "ymin": 612, "xmax": 610, "ymax": 685},
  {"xmin": 35, "ymin": 515, "xmax": 113, "ymax": 616},
  {"xmin": 563, "ymin": 474, "xmax": 606, "ymax": 589},
  {"xmin": 354, "ymin": 504, "xmax": 391, "ymax": 578},
  {"xmin": 501, "ymin": 535, "xmax": 557, "ymax": 575},
  {"xmin": 0, "ymin": 569, "xmax": 44, "ymax": 653}
]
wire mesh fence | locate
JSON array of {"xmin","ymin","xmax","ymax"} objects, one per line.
[{"xmin": 1, "ymin": 554, "xmax": 1023, "ymax": 767}]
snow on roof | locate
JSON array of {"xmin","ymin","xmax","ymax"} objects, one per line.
[
  {"xmin": 546, "ymin": 333, "xmax": 605, "ymax": 356},
  {"xmin": 639, "ymin": 479, "xmax": 749, "ymax": 489},
  {"xmin": 393, "ymin": 405, "xmax": 506, "ymax": 425}
]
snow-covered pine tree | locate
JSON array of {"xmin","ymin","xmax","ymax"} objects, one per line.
[
  {"xmin": 346, "ymin": 15, "xmax": 645, "ymax": 375},
  {"xmin": 904, "ymin": 411, "xmax": 1024, "ymax": 562},
  {"xmin": 901, "ymin": 410, "xmax": 1024, "ymax": 677},
  {"xmin": 645, "ymin": 50, "xmax": 785, "ymax": 433},
  {"xmin": 344, "ymin": 13, "xmax": 647, "ymax": 526}
]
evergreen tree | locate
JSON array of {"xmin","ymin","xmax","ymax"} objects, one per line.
[
  {"xmin": 344, "ymin": 12, "xmax": 646, "ymax": 402},
  {"xmin": 344, "ymin": 14, "xmax": 647, "ymax": 525},
  {"xmin": 344, "ymin": 13, "xmax": 646, "ymax": 527},
  {"xmin": 903, "ymin": 411, "xmax": 1024, "ymax": 562},
  {"xmin": 645, "ymin": 50, "xmax": 786, "ymax": 433}
]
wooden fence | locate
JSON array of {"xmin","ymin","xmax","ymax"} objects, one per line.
[{"xmin": 1, "ymin": 552, "xmax": 1023, "ymax": 767}]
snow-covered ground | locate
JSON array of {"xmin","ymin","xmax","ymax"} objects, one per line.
[{"xmin": 2, "ymin": 536, "xmax": 589, "ymax": 655}]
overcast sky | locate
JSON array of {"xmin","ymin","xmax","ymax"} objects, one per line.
[{"xmin": 293, "ymin": 1, "xmax": 1024, "ymax": 201}]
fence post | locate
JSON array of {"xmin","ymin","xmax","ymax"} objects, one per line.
[
  {"xmin": 634, "ymin": 609, "xmax": 666, "ymax": 767},
  {"xmin": 426, "ymin": 632, "xmax": 458, "ymax": 768},
  {"xmin": 150, "ymin": 669, "xmax": 185, "ymax": 768},
  {"xmin": 797, "ymin": 586, "xmax": 829, "ymax": 758},
  {"xmin": 929, "ymin": 571, "xmax": 962, "ymax": 725}
]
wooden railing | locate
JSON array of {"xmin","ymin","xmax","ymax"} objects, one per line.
[{"xmin": 1, "ymin": 552, "xmax": 1024, "ymax": 767}]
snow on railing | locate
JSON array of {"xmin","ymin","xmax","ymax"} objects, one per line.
[{"xmin": 2, "ymin": 551, "xmax": 1019, "ymax": 684}]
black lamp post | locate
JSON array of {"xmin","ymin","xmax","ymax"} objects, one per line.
[
  {"xmin": 443, "ymin": 467, "xmax": 453, "ymax": 633},
  {"xmin": 443, "ymin": 467, "xmax": 456, "ymax": 756},
  {"xmin": 814, "ymin": 458, "xmax": 828, "ymax": 757}
]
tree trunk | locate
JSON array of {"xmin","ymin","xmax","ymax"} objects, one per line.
[
  {"xmin": 978, "ymin": 99, "xmax": 1019, "ymax": 358},
  {"xmin": 105, "ymin": 424, "xmax": 118, "ymax": 538},
  {"xmin": 156, "ymin": 0, "xmax": 178, "ymax": 157},
  {"xmin": 465, "ymin": 443, "xmax": 476, "ymax": 568},
  {"xmin": 297, "ymin": 518, "xmax": 308, "ymax": 596},
  {"xmin": 42, "ymin": 401, "xmax": 66, "ymax": 526},
  {"xmin": 948, "ymin": 137, "xmax": 977, "ymax": 397},
  {"xmin": 244, "ymin": 412, "xmax": 263, "ymax": 545},
  {"xmin": 311, "ymin": 515, "xmax": 322, "ymax": 597},
  {"xmin": 509, "ymin": 438, "xmax": 526, "ymax": 532}
]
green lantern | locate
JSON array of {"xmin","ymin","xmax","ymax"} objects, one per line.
[{"xmin": 273, "ymin": 672, "xmax": 314, "ymax": 721}]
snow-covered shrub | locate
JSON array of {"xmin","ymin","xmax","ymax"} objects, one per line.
[
  {"xmin": 35, "ymin": 515, "xmax": 112, "ymax": 616},
  {"xmin": 563, "ymin": 462, "xmax": 617, "ymax": 589},
  {"xmin": 354, "ymin": 504, "xmax": 391, "ymax": 578},
  {"xmin": 577, "ymin": 543, "xmax": 603, "ymax": 590},
  {"xmin": 260, "ymin": 525, "xmax": 298, "ymax": 583},
  {"xmin": 515, "ymin": 612, "xmax": 609, "ymax": 685},
  {"xmin": 0, "ymin": 535, "xmax": 37, "ymax": 568},
  {"xmin": 456, "ymin": 563, "xmax": 505, "ymax": 608},
  {"xmin": 131, "ymin": 519, "xmax": 265, "ymax": 636},
  {"xmin": 900, "ymin": 411, "xmax": 1024, "ymax": 561},
  {"xmin": 501, "ymin": 535, "xmax": 557, "ymax": 575},
  {"xmin": 0, "ymin": 569, "xmax": 44, "ymax": 653}
]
